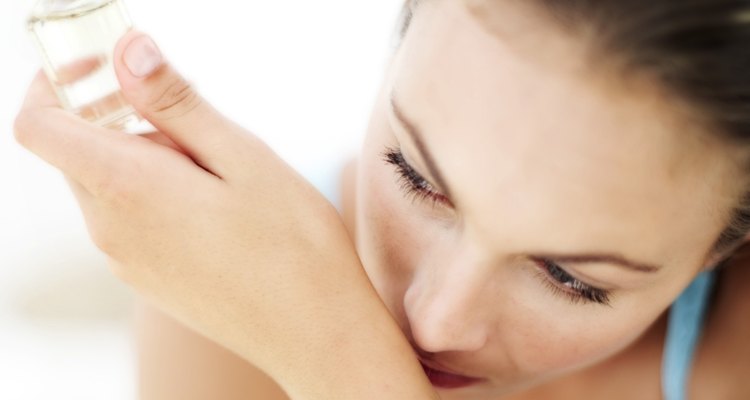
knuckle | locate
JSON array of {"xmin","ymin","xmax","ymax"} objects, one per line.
[
  {"xmin": 84, "ymin": 213, "xmax": 117, "ymax": 256},
  {"xmin": 107, "ymin": 261, "xmax": 133, "ymax": 285},
  {"xmin": 13, "ymin": 109, "xmax": 39, "ymax": 148},
  {"xmin": 90, "ymin": 224, "xmax": 116, "ymax": 255},
  {"xmin": 90, "ymin": 229, "xmax": 129, "ymax": 267},
  {"xmin": 148, "ymin": 77, "xmax": 203, "ymax": 119}
]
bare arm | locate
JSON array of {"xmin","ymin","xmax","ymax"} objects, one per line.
[
  {"xmin": 15, "ymin": 31, "xmax": 437, "ymax": 400},
  {"xmin": 134, "ymin": 159, "xmax": 359, "ymax": 400},
  {"xmin": 134, "ymin": 297, "xmax": 289, "ymax": 400}
]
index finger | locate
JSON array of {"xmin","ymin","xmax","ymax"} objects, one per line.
[
  {"xmin": 24, "ymin": 57, "xmax": 105, "ymax": 109},
  {"xmin": 15, "ymin": 71, "xmax": 135, "ymax": 198}
]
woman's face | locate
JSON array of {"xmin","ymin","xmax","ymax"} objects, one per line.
[{"xmin": 355, "ymin": 1, "xmax": 742, "ymax": 398}]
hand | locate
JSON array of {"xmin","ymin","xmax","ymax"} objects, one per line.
[
  {"xmin": 16, "ymin": 26, "xmax": 337, "ymax": 382},
  {"xmin": 17, "ymin": 30, "xmax": 314, "ymax": 291},
  {"xmin": 14, "ymin": 31, "xmax": 437, "ymax": 399}
]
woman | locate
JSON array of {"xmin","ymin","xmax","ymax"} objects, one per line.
[{"xmin": 14, "ymin": 0, "xmax": 750, "ymax": 399}]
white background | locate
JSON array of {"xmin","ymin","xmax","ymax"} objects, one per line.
[{"xmin": 0, "ymin": 1, "xmax": 401, "ymax": 398}]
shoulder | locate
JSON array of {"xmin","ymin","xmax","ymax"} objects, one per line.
[{"xmin": 692, "ymin": 252, "xmax": 750, "ymax": 398}]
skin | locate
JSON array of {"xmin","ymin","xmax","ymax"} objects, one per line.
[
  {"xmin": 354, "ymin": 1, "xmax": 750, "ymax": 398},
  {"xmin": 14, "ymin": 0, "xmax": 750, "ymax": 399},
  {"xmin": 136, "ymin": 1, "xmax": 750, "ymax": 399},
  {"xmin": 15, "ymin": 30, "xmax": 439, "ymax": 400}
]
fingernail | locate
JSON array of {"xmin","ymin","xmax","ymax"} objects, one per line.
[{"xmin": 123, "ymin": 35, "xmax": 163, "ymax": 78}]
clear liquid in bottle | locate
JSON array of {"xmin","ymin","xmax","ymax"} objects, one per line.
[{"xmin": 27, "ymin": 0, "xmax": 146, "ymax": 132}]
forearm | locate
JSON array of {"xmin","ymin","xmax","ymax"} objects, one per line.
[
  {"xmin": 267, "ymin": 214, "xmax": 437, "ymax": 399},
  {"xmin": 275, "ymin": 264, "xmax": 437, "ymax": 399},
  {"xmin": 134, "ymin": 298, "xmax": 289, "ymax": 400},
  {"xmin": 132, "ymin": 195, "xmax": 437, "ymax": 400},
  {"xmin": 17, "ymin": 29, "xmax": 436, "ymax": 400}
]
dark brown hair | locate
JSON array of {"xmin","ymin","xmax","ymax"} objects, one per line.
[{"xmin": 397, "ymin": 0, "xmax": 750, "ymax": 262}]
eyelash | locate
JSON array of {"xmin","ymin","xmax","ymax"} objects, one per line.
[
  {"xmin": 382, "ymin": 147, "xmax": 451, "ymax": 208},
  {"xmin": 382, "ymin": 146, "xmax": 612, "ymax": 307},
  {"xmin": 535, "ymin": 259, "xmax": 612, "ymax": 306}
]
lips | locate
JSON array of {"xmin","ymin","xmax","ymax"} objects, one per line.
[{"xmin": 419, "ymin": 359, "xmax": 484, "ymax": 389}]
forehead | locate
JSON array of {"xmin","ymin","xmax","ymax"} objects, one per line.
[{"xmin": 389, "ymin": 1, "xmax": 741, "ymax": 268}]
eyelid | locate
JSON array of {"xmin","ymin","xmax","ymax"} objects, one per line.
[
  {"xmin": 533, "ymin": 258, "xmax": 612, "ymax": 306},
  {"xmin": 547, "ymin": 260, "xmax": 624, "ymax": 291},
  {"xmin": 383, "ymin": 147, "xmax": 453, "ymax": 209},
  {"xmin": 400, "ymin": 152, "xmax": 451, "ymax": 204},
  {"xmin": 562, "ymin": 267, "xmax": 619, "ymax": 291},
  {"xmin": 386, "ymin": 106, "xmax": 444, "ymax": 190}
]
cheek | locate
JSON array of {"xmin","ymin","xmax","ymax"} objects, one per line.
[
  {"xmin": 355, "ymin": 110, "xmax": 437, "ymax": 324},
  {"xmin": 353, "ymin": 86, "xmax": 663, "ymax": 384},
  {"xmin": 497, "ymin": 290, "xmax": 661, "ymax": 377},
  {"xmin": 356, "ymin": 138, "xmax": 421, "ymax": 312},
  {"xmin": 355, "ymin": 130, "xmax": 653, "ymax": 380}
]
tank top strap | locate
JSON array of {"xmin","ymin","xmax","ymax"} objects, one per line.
[{"xmin": 661, "ymin": 269, "xmax": 717, "ymax": 400}]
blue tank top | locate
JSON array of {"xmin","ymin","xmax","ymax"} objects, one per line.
[{"xmin": 661, "ymin": 269, "xmax": 717, "ymax": 400}]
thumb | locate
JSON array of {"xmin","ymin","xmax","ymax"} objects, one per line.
[{"xmin": 114, "ymin": 30, "xmax": 243, "ymax": 178}]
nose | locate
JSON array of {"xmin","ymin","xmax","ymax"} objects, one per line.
[{"xmin": 403, "ymin": 261, "xmax": 490, "ymax": 354}]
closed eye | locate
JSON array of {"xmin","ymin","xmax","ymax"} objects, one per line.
[
  {"xmin": 382, "ymin": 146, "xmax": 452, "ymax": 208},
  {"xmin": 534, "ymin": 258, "xmax": 612, "ymax": 306},
  {"xmin": 382, "ymin": 147, "xmax": 611, "ymax": 307}
]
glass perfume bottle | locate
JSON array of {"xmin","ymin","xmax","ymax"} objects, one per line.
[{"xmin": 27, "ymin": 0, "xmax": 145, "ymax": 132}]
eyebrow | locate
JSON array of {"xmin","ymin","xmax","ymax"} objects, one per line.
[
  {"xmin": 389, "ymin": 91, "xmax": 661, "ymax": 275},
  {"xmin": 389, "ymin": 91, "xmax": 455, "ymax": 200},
  {"xmin": 539, "ymin": 253, "xmax": 661, "ymax": 273}
]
